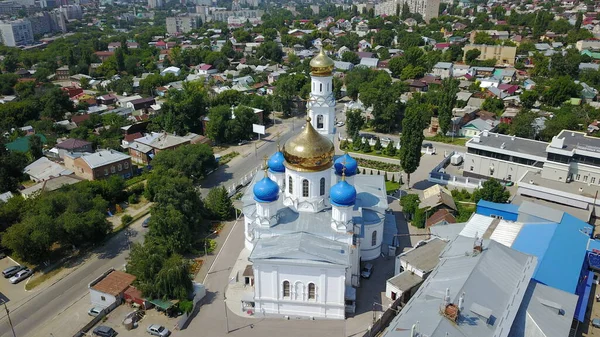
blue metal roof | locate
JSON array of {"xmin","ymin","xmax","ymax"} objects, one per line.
[
  {"xmin": 476, "ymin": 199, "xmax": 519, "ymax": 214},
  {"xmin": 512, "ymin": 213, "xmax": 592, "ymax": 293}
]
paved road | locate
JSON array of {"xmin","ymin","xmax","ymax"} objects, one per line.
[{"xmin": 0, "ymin": 215, "xmax": 149, "ymax": 337}]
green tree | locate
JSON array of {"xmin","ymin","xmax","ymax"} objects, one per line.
[
  {"xmin": 388, "ymin": 56, "xmax": 408, "ymax": 78},
  {"xmin": 341, "ymin": 51, "xmax": 360, "ymax": 64},
  {"xmin": 151, "ymin": 82, "xmax": 208, "ymax": 135},
  {"xmin": 150, "ymin": 144, "xmax": 217, "ymax": 184},
  {"xmin": 473, "ymin": 32, "xmax": 496, "ymax": 45},
  {"xmin": 541, "ymin": 76, "xmax": 582, "ymax": 107},
  {"xmin": 482, "ymin": 97, "xmax": 504, "ymax": 114},
  {"xmin": 0, "ymin": 140, "xmax": 26, "ymax": 192},
  {"xmin": 509, "ymin": 110, "xmax": 537, "ymax": 139},
  {"xmin": 346, "ymin": 109, "xmax": 365, "ymax": 137},
  {"xmin": 438, "ymin": 78, "xmax": 459, "ymax": 136},
  {"xmin": 399, "ymin": 103, "xmax": 426, "ymax": 188},
  {"xmin": 473, "ymin": 179, "xmax": 510, "ymax": 203},
  {"xmin": 374, "ymin": 138, "xmax": 382, "ymax": 151},
  {"xmin": 204, "ymin": 186, "xmax": 234, "ymax": 220},
  {"xmin": 384, "ymin": 140, "xmax": 397, "ymax": 156},
  {"xmin": 256, "ymin": 41, "xmax": 283, "ymax": 62},
  {"xmin": 412, "ymin": 207, "xmax": 426, "ymax": 228},
  {"xmin": 520, "ymin": 90, "xmax": 539, "ymax": 109},
  {"xmin": 400, "ymin": 193, "xmax": 419, "ymax": 219},
  {"xmin": 465, "ymin": 49, "xmax": 481, "ymax": 65},
  {"xmin": 28, "ymin": 134, "xmax": 44, "ymax": 160}
]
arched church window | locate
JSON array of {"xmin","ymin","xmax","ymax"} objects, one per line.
[
  {"xmin": 302, "ymin": 179, "xmax": 309, "ymax": 197},
  {"xmin": 283, "ymin": 280, "xmax": 290, "ymax": 298},
  {"xmin": 320, "ymin": 83, "xmax": 323, "ymax": 92},
  {"xmin": 372, "ymin": 230, "xmax": 377, "ymax": 246},
  {"xmin": 327, "ymin": 83, "xmax": 329, "ymax": 91},
  {"xmin": 317, "ymin": 115, "xmax": 324, "ymax": 129},
  {"xmin": 295, "ymin": 282, "xmax": 304, "ymax": 300},
  {"xmin": 288, "ymin": 176, "xmax": 293, "ymax": 194},
  {"xmin": 308, "ymin": 283, "xmax": 316, "ymax": 300},
  {"xmin": 320, "ymin": 178, "xmax": 325, "ymax": 196}
]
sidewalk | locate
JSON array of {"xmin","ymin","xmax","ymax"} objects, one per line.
[
  {"xmin": 29, "ymin": 292, "xmax": 90, "ymax": 337},
  {"xmin": 107, "ymin": 200, "xmax": 153, "ymax": 229}
]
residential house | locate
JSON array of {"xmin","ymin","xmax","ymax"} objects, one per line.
[
  {"xmin": 197, "ymin": 64, "xmax": 217, "ymax": 75},
  {"xmin": 334, "ymin": 61, "xmax": 354, "ymax": 71},
  {"xmin": 125, "ymin": 97, "xmax": 156, "ymax": 113},
  {"xmin": 359, "ymin": 58, "xmax": 378, "ymax": 68},
  {"xmin": 419, "ymin": 185, "xmax": 457, "ymax": 214},
  {"xmin": 469, "ymin": 30, "xmax": 509, "ymax": 43},
  {"xmin": 493, "ymin": 68, "xmax": 516, "ymax": 83},
  {"xmin": 460, "ymin": 117, "xmax": 499, "ymax": 137},
  {"xmin": 523, "ymin": 79, "xmax": 536, "ymax": 90},
  {"xmin": 500, "ymin": 107, "xmax": 519, "ymax": 124},
  {"xmin": 55, "ymin": 138, "xmax": 93, "ymax": 158},
  {"xmin": 432, "ymin": 62, "xmax": 453, "ymax": 79},
  {"xmin": 6, "ymin": 134, "xmax": 47, "ymax": 153},
  {"xmin": 128, "ymin": 132, "xmax": 191, "ymax": 165},
  {"xmin": 97, "ymin": 94, "xmax": 118, "ymax": 105},
  {"xmin": 385, "ymin": 238, "xmax": 447, "ymax": 303},
  {"xmin": 408, "ymin": 80, "xmax": 428, "ymax": 92},
  {"xmin": 23, "ymin": 157, "xmax": 73, "ymax": 182},
  {"xmin": 64, "ymin": 150, "xmax": 133, "ymax": 181},
  {"xmin": 425, "ymin": 209, "xmax": 456, "ymax": 228},
  {"xmin": 21, "ymin": 175, "xmax": 84, "ymax": 199},
  {"xmin": 160, "ymin": 66, "xmax": 181, "ymax": 77},
  {"xmin": 358, "ymin": 39, "xmax": 371, "ymax": 51},
  {"xmin": 580, "ymin": 63, "xmax": 600, "ymax": 71},
  {"xmin": 94, "ymin": 51, "xmax": 114, "ymax": 62},
  {"xmin": 88, "ymin": 269, "xmax": 136, "ymax": 310},
  {"xmin": 55, "ymin": 66, "xmax": 69, "ymax": 80},
  {"xmin": 452, "ymin": 64, "xmax": 470, "ymax": 79}
]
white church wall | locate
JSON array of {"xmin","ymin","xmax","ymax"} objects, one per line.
[
  {"xmin": 361, "ymin": 223, "xmax": 384, "ymax": 261},
  {"xmin": 284, "ymin": 169, "xmax": 331, "ymax": 212},
  {"xmin": 253, "ymin": 261, "xmax": 346, "ymax": 319}
]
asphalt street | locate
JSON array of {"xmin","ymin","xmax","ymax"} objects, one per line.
[{"xmin": 0, "ymin": 215, "xmax": 149, "ymax": 337}]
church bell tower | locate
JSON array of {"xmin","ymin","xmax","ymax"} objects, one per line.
[{"xmin": 308, "ymin": 49, "xmax": 336, "ymax": 135}]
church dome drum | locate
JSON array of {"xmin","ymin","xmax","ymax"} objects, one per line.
[
  {"xmin": 330, "ymin": 179, "xmax": 357, "ymax": 207},
  {"xmin": 283, "ymin": 118, "xmax": 335, "ymax": 172},
  {"xmin": 253, "ymin": 176, "xmax": 279, "ymax": 203},
  {"xmin": 334, "ymin": 153, "xmax": 358, "ymax": 176}
]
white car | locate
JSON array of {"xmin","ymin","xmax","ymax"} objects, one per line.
[
  {"xmin": 147, "ymin": 324, "xmax": 170, "ymax": 337},
  {"xmin": 88, "ymin": 306, "xmax": 103, "ymax": 316},
  {"xmin": 9, "ymin": 268, "xmax": 32, "ymax": 284},
  {"xmin": 336, "ymin": 121, "xmax": 345, "ymax": 127}
]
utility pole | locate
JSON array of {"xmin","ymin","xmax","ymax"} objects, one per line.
[{"xmin": 3, "ymin": 301, "xmax": 16, "ymax": 337}]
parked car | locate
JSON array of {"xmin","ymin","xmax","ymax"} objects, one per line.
[
  {"xmin": 2, "ymin": 265, "xmax": 25, "ymax": 278},
  {"xmin": 238, "ymin": 140, "xmax": 249, "ymax": 146},
  {"xmin": 361, "ymin": 263, "xmax": 374, "ymax": 279},
  {"xmin": 88, "ymin": 306, "xmax": 103, "ymax": 317},
  {"xmin": 336, "ymin": 121, "xmax": 345, "ymax": 127},
  {"xmin": 381, "ymin": 137, "xmax": 391, "ymax": 143},
  {"xmin": 593, "ymin": 318, "xmax": 600, "ymax": 328},
  {"xmin": 500, "ymin": 180, "xmax": 514, "ymax": 187},
  {"xmin": 422, "ymin": 143, "xmax": 433, "ymax": 149},
  {"xmin": 93, "ymin": 326, "xmax": 117, "ymax": 337},
  {"xmin": 147, "ymin": 324, "xmax": 170, "ymax": 337},
  {"xmin": 9, "ymin": 268, "xmax": 32, "ymax": 284},
  {"xmin": 142, "ymin": 217, "xmax": 151, "ymax": 228}
]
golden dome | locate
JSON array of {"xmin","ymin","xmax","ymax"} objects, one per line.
[
  {"xmin": 310, "ymin": 49, "xmax": 334, "ymax": 76},
  {"xmin": 283, "ymin": 118, "xmax": 335, "ymax": 172}
]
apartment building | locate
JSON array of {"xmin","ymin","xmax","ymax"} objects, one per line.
[
  {"xmin": 166, "ymin": 16, "xmax": 201, "ymax": 34},
  {"xmin": 128, "ymin": 132, "xmax": 191, "ymax": 165},
  {"xmin": 147, "ymin": 0, "xmax": 163, "ymax": 9},
  {"xmin": 463, "ymin": 44, "xmax": 517, "ymax": 66},
  {"xmin": 59, "ymin": 4, "xmax": 82, "ymax": 20},
  {"xmin": 0, "ymin": 19, "xmax": 33, "ymax": 47},
  {"xmin": 374, "ymin": 0, "xmax": 440, "ymax": 23}
]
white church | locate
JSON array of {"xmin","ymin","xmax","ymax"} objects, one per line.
[{"xmin": 242, "ymin": 49, "xmax": 394, "ymax": 319}]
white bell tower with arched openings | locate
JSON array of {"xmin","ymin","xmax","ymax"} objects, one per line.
[{"xmin": 308, "ymin": 49, "xmax": 336, "ymax": 135}]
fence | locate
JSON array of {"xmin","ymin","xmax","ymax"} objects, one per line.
[
  {"xmin": 428, "ymin": 151, "xmax": 485, "ymax": 189},
  {"xmin": 357, "ymin": 166, "xmax": 402, "ymax": 182},
  {"xmin": 361, "ymin": 298, "xmax": 405, "ymax": 337},
  {"xmin": 226, "ymin": 165, "xmax": 261, "ymax": 197}
]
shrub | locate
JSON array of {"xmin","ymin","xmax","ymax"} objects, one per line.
[
  {"xmin": 121, "ymin": 214, "xmax": 133, "ymax": 226},
  {"xmin": 128, "ymin": 194, "xmax": 139, "ymax": 204}
]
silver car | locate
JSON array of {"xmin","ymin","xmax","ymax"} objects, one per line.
[
  {"xmin": 88, "ymin": 306, "xmax": 103, "ymax": 316},
  {"xmin": 9, "ymin": 268, "xmax": 32, "ymax": 284},
  {"xmin": 147, "ymin": 324, "xmax": 170, "ymax": 337}
]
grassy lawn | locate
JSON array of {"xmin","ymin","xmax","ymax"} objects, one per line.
[
  {"xmin": 345, "ymin": 148, "xmax": 399, "ymax": 160},
  {"xmin": 219, "ymin": 151, "xmax": 239, "ymax": 165},
  {"xmin": 425, "ymin": 135, "xmax": 468, "ymax": 146},
  {"xmin": 25, "ymin": 266, "xmax": 64, "ymax": 290},
  {"xmin": 385, "ymin": 181, "xmax": 400, "ymax": 194}
]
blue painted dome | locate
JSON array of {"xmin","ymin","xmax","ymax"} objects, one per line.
[
  {"xmin": 334, "ymin": 153, "xmax": 358, "ymax": 176},
  {"xmin": 330, "ymin": 180, "xmax": 357, "ymax": 207},
  {"xmin": 253, "ymin": 176, "xmax": 279, "ymax": 203},
  {"xmin": 268, "ymin": 151, "xmax": 286, "ymax": 173}
]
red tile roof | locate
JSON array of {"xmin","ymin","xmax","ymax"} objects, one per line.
[
  {"xmin": 56, "ymin": 138, "xmax": 91, "ymax": 150},
  {"xmin": 426, "ymin": 209, "xmax": 456, "ymax": 228},
  {"xmin": 71, "ymin": 114, "xmax": 91, "ymax": 125},
  {"xmin": 92, "ymin": 270, "xmax": 136, "ymax": 296},
  {"xmin": 124, "ymin": 132, "xmax": 143, "ymax": 142}
]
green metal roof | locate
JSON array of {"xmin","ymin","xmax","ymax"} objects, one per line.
[
  {"xmin": 6, "ymin": 134, "xmax": 47, "ymax": 152},
  {"xmin": 148, "ymin": 298, "xmax": 176, "ymax": 310}
]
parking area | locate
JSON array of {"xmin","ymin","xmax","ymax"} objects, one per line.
[
  {"xmin": 0, "ymin": 257, "xmax": 32, "ymax": 306},
  {"xmin": 92, "ymin": 304, "xmax": 177, "ymax": 337}
]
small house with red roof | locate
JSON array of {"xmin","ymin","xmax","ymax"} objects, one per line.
[
  {"xmin": 155, "ymin": 40, "xmax": 167, "ymax": 49},
  {"xmin": 71, "ymin": 113, "xmax": 91, "ymax": 126},
  {"xmin": 89, "ymin": 269, "xmax": 136, "ymax": 310},
  {"xmin": 62, "ymin": 86, "xmax": 84, "ymax": 98},
  {"xmin": 95, "ymin": 51, "xmax": 115, "ymax": 62},
  {"xmin": 197, "ymin": 64, "xmax": 217, "ymax": 75}
]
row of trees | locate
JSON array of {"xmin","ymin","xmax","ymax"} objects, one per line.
[
  {"xmin": 0, "ymin": 177, "xmax": 125, "ymax": 263},
  {"xmin": 127, "ymin": 143, "xmax": 235, "ymax": 300}
]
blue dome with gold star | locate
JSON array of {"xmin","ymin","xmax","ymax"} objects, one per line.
[
  {"xmin": 268, "ymin": 151, "xmax": 286, "ymax": 173},
  {"xmin": 330, "ymin": 179, "xmax": 356, "ymax": 207},
  {"xmin": 253, "ymin": 176, "xmax": 279, "ymax": 203},
  {"xmin": 334, "ymin": 153, "xmax": 358, "ymax": 176}
]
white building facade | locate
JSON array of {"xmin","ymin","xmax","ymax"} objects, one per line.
[
  {"xmin": 0, "ymin": 19, "xmax": 33, "ymax": 47},
  {"xmin": 242, "ymin": 50, "xmax": 390, "ymax": 319}
]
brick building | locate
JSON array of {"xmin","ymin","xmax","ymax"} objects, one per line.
[{"xmin": 64, "ymin": 149, "xmax": 133, "ymax": 181}]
